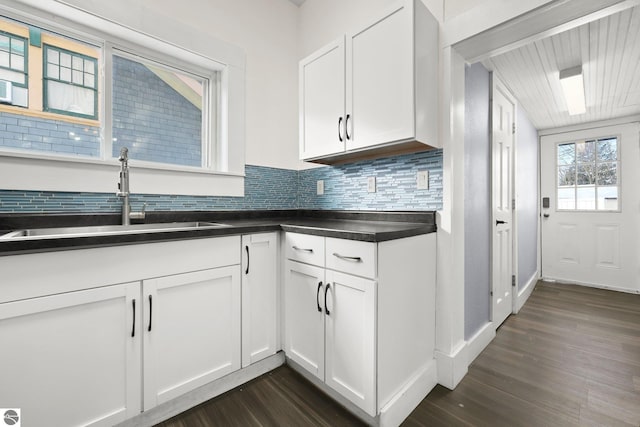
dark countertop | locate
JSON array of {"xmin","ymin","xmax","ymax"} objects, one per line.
[{"xmin": 0, "ymin": 210, "xmax": 436, "ymax": 256}]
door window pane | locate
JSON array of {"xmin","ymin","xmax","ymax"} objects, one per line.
[
  {"xmin": 557, "ymin": 188, "xmax": 575, "ymax": 210},
  {"xmin": 556, "ymin": 137, "xmax": 620, "ymax": 211},
  {"xmin": 597, "ymin": 186, "xmax": 618, "ymax": 210}
]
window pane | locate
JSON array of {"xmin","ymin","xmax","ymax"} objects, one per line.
[
  {"xmin": 10, "ymin": 38, "xmax": 24, "ymax": 54},
  {"xmin": 0, "ymin": 67, "xmax": 25, "ymax": 84},
  {"xmin": 558, "ymin": 165, "xmax": 575, "ymax": 186},
  {"xmin": 597, "ymin": 186, "xmax": 618, "ymax": 210},
  {"xmin": 11, "ymin": 54, "xmax": 24, "ymax": 71},
  {"xmin": 558, "ymin": 143, "xmax": 575, "ymax": 165},
  {"xmin": 46, "ymin": 80, "xmax": 95, "ymax": 116},
  {"xmin": 597, "ymin": 162, "xmax": 617, "ymax": 185},
  {"xmin": 576, "ymin": 140, "xmax": 595, "ymax": 163},
  {"xmin": 0, "ymin": 35, "xmax": 8, "ymax": 52},
  {"xmin": 60, "ymin": 52, "xmax": 71, "ymax": 68},
  {"xmin": 577, "ymin": 164, "xmax": 595, "ymax": 185},
  {"xmin": 597, "ymin": 138, "xmax": 617, "ymax": 161},
  {"xmin": 0, "ymin": 50, "xmax": 8, "ymax": 68},
  {"xmin": 558, "ymin": 187, "xmax": 575, "ymax": 210},
  {"xmin": 47, "ymin": 63, "xmax": 59, "ymax": 80},
  {"xmin": 72, "ymin": 55, "xmax": 83, "ymax": 71},
  {"xmin": 60, "ymin": 67, "xmax": 71, "ymax": 82},
  {"xmin": 576, "ymin": 187, "xmax": 595, "ymax": 210},
  {"xmin": 84, "ymin": 59, "xmax": 94, "ymax": 74},
  {"xmin": 72, "ymin": 70, "xmax": 83, "ymax": 84},
  {"xmin": 84, "ymin": 73, "xmax": 94, "ymax": 88},
  {"xmin": 112, "ymin": 54, "xmax": 207, "ymax": 167},
  {"xmin": 48, "ymin": 49, "xmax": 59, "ymax": 65}
]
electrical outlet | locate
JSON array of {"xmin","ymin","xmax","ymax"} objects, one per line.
[
  {"xmin": 367, "ymin": 176, "xmax": 376, "ymax": 193},
  {"xmin": 417, "ymin": 171, "xmax": 429, "ymax": 189},
  {"xmin": 317, "ymin": 180, "xmax": 324, "ymax": 195}
]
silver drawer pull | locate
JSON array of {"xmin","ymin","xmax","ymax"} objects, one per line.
[
  {"xmin": 292, "ymin": 246, "xmax": 314, "ymax": 253},
  {"xmin": 333, "ymin": 252, "xmax": 362, "ymax": 262}
]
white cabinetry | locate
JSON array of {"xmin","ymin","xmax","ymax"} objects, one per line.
[
  {"xmin": 284, "ymin": 232, "xmax": 437, "ymax": 424},
  {"xmin": 0, "ymin": 236, "xmax": 241, "ymax": 425},
  {"xmin": 299, "ymin": 0, "xmax": 439, "ymax": 163},
  {"xmin": 143, "ymin": 266, "xmax": 241, "ymax": 409},
  {"xmin": 241, "ymin": 232, "xmax": 279, "ymax": 367},
  {"xmin": 0, "ymin": 282, "xmax": 141, "ymax": 427},
  {"xmin": 284, "ymin": 234, "xmax": 377, "ymax": 416}
]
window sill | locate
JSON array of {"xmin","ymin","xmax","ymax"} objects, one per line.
[{"xmin": 0, "ymin": 151, "xmax": 245, "ymax": 197}]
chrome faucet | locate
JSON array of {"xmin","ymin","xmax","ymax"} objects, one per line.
[{"xmin": 116, "ymin": 147, "xmax": 146, "ymax": 225}]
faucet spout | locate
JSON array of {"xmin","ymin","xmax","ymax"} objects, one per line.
[{"xmin": 116, "ymin": 147, "xmax": 145, "ymax": 225}]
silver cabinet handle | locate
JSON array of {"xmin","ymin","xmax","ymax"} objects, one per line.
[
  {"xmin": 292, "ymin": 246, "xmax": 313, "ymax": 253},
  {"xmin": 332, "ymin": 252, "xmax": 362, "ymax": 262}
]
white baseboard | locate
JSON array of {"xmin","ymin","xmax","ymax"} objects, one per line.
[
  {"xmin": 514, "ymin": 271, "xmax": 539, "ymax": 313},
  {"xmin": 379, "ymin": 360, "xmax": 437, "ymax": 427},
  {"xmin": 116, "ymin": 352, "xmax": 286, "ymax": 427},
  {"xmin": 465, "ymin": 322, "xmax": 495, "ymax": 366},
  {"xmin": 541, "ymin": 276, "xmax": 640, "ymax": 295},
  {"xmin": 435, "ymin": 342, "xmax": 467, "ymax": 390}
]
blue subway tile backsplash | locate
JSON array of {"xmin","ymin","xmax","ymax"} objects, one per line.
[{"xmin": 0, "ymin": 150, "xmax": 443, "ymax": 213}]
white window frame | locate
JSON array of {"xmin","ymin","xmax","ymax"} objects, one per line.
[
  {"xmin": 0, "ymin": 0, "xmax": 245, "ymax": 197},
  {"xmin": 555, "ymin": 133, "xmax": 621, "ymax": 213}
]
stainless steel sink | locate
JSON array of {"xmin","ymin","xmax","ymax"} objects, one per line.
[{"xmin": 0, "ymin": 222, "xmax": 230, "ymax": 240}]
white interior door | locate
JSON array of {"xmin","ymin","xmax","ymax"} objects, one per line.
[
  {"xmin": 491, "ymin": 76, "xmax": 515, "ymax": 327},
  {"xmin": 540, "ymin": 123, "xmax": 639, "ymax": 292}
]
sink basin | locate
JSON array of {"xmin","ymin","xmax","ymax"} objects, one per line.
[{"xmin": 0, "ymin": 222, "xmax": 230, "ymax": 240}]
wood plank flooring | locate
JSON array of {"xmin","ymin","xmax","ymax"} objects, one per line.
[{"xmin": 156, "ymin": 281, "xmax": 640, "ymax": 427}]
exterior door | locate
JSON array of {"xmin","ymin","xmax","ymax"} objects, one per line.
[
  {"xmin": 540, "ymin": 123, "xmax": 639, "ymax": 292},
  {"xmin": 491, "ymin": 76, "xmax": 515, "ymax": 327}
]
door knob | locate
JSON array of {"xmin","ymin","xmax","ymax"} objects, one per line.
[
  {"xmin": 496, "ymin": 220, "xmax": 507, "ymax": 225},
  {"xmin": 543, "ymin": 213, "xmax": 550, "ymax": 218}
]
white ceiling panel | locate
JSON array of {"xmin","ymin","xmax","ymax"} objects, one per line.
[{"xmin": 483, "ymin": 6, "xmax": 640, "ymax": 130}]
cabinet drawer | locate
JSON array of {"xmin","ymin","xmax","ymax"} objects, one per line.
[
  {"xmin": 326, "ymin": 238, "xmax": 375, "ymax": 279},
  {"xmin": 285, "ymin": 233, "xmax": 325, "ymax": 267}
]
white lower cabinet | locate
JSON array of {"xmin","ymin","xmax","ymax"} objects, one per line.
[
  {"xmin": 0, "ymin": 282, "xmax": 141, "ymax": 427},
  {"xmin": 284, "ymin": 252, "xmax": 377, "ymax": 416},
  {"xmin": 241, "ymin": 232, "xmax": 279, "ymax": 367},
  {"xmin": 284, "ymin": 232, "xmax": 436, "ymax": 422},
  {"xmin": 143, "ymin": 266, "xmax": 241, "ymax": 410}
]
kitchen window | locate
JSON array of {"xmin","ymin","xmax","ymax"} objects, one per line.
[
  {"xmin": 0, "ymin": 4, "xmax": 244, "ymax": 197},
  {"xmin": 556, "ymin": 136, "xmax": 620, "ymax": 211}
]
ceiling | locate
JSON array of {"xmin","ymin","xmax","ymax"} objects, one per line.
[{"xmin": 482, "ymin": 5, "xmax": 640, "ymax": 130}]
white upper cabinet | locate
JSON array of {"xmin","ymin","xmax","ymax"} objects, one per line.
[{"xmin": 299, "ymin": 0, "xmax": 439, "ymax": 163}]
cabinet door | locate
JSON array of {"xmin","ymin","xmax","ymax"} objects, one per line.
[
  {"xmin": 241, "ymin": 233, "xmax": 278, "ymax": 367},
  {"xmin": 284, "ymin": 260, "xmax": 325, "ymax": 380},
  {"xmin": 0, "ymin": 282, "xmax": 141, "ymax": 427},
  {"xmin": 324, "ymin": 270, "xmax": 376, "ymax": 416},
  {"xmin": 143, "ymin": 266, "xmax": 241, "ymax": 410},
  {"xmin": 346, "ymin": 1, "xmax": 414, "ymax": 150},
  {"xmin": 299, "ymin": 37, "xmax": 346, "ymax": 159}
]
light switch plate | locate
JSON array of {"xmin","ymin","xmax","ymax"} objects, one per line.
[
  {"xmin": 417, "ymin": 171, "xmax": 429, "ymax": 189},
  {"xmin": 367, "ymin": 176, "xmax": 376, "ymax": 193},
  {"xmin": 317, "ymin": 180, "xmax": 324, "ymax": 195}
]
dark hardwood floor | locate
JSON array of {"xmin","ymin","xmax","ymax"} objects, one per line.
[{"xmin": 156, "ymin": 281, "xmax": 640, "ymax": 427}]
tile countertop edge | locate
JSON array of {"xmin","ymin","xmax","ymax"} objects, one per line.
[{"xmin": 0, "ymin": 211, "xmax": 437, "ymax": 256}]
